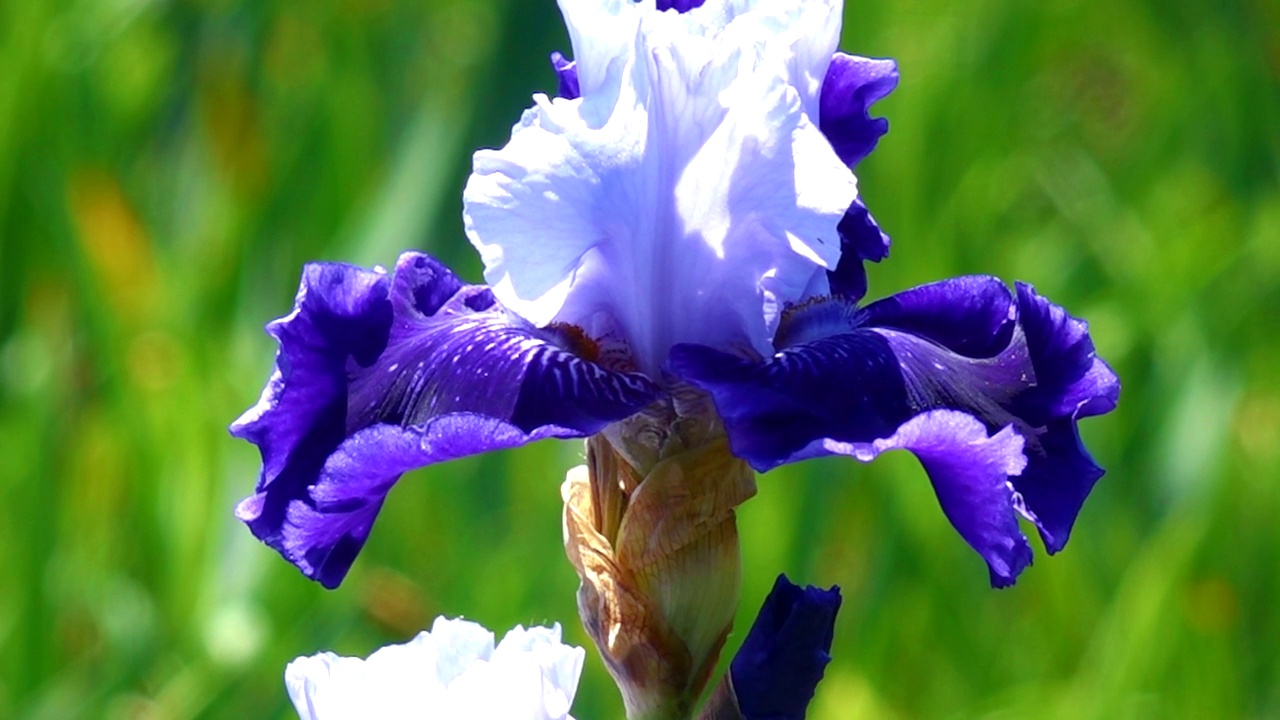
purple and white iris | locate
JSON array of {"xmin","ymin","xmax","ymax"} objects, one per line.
[{"xmin": 232, "ymin": 0, "xmax": 1117, "ymax": 591}]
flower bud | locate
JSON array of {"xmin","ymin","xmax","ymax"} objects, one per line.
[
  {"xmin": 563, "ymin": 434, "xmax": 757, "ymax": 720},
  {"xmin": 696, "ymin": 574, "xmax": 842, "ymax": 720}
]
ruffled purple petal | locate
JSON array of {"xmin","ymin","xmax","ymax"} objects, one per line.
[
  {"xmin": 819, "ymin": 55, "xmax": 898, "ymax": 300},
  {"xmin": 1006, "ymin": 283, "xmax": 1119, "ymax": 552},
  {"xmin": 822, "ymin": 411, "xmax": 1033, "ymax": 587},
  {"xmin": 1012, "ymin": 282, "xmax": 1120, "ymax": 423},
  {"xmin": 1016, "ymin": 418, "xmax": 1106, "ymax": 555},
  {"xmin": 232, "ymin": 253, "xmax": 659, "ymax": 587},
  {"xmin": 819, "ymin": 54, "xmax": 899, "ymax": 169},
  {"xmin": 670, "ymin": 279, "xmax": 1118, "ymax": 586},
  {"xmin": 730, "ymin": 574, "xmax": 841, "ymax": 720},
  {"xmin": 231, "ymin": 263, "xmax": 393, "ymax": 522},
  {"xmin": 828, "ymin": 197, "xmax": 891, "ymax": 301},
  {"xmin": 876, "ymin": 283, "xmax": 1117, "ymax": 555},
  {"xmin": 863, "ymin": 275, "xmax": 1017, "ymax": 358},
  {"xmin": 668, "ymin": 331, "xmax": 912, "ymax": 472}
]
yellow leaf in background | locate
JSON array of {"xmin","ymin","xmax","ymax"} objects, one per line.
[{"xmin": 67, "ymin": 170, "xmax": 158, "ymax": 324}]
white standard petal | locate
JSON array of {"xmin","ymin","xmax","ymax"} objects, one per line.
[
  {"xmin": 427, "ymin": 616, "xmax": 495, "ymax": 686},
  {"xmin": 464, "ymin": 0, "xmax": 854, "ymax": 374},
  {"xmin": 285, "ymin": 652, "xmax": 368, "ymax": 720},
  {"xmin": 283, "ymin": 618, "xmax": 585, "ymax": 720},
  {"xmin": 493, "ymin": 623, "xmax": 586, "ymax": 719}
]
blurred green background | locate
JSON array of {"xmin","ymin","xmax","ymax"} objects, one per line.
[{"xmin": 2, "ymin": 0, "xmax": 1277, "ymax": 717}]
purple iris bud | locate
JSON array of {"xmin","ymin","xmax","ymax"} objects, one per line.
[{"xmin": 730, "ymin": 575, "xmax": 841, "ymax": 720}]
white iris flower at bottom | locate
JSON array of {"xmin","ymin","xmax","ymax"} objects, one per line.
[{"xmin": 285, "ymin": 617, "xmax": 585, "ymax": 720}]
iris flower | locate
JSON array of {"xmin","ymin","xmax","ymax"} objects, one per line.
[
  {"xmin": 232, "ymin": 0, "xmax": 1117, "ymax": 594},
  {"xmin": 285, "ymin": 617, "xmax": 585, "ymax": 719}
]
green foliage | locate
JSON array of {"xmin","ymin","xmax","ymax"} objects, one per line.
[{"xmin": 0, "ymin": 0, "xmax": 1275, "ymax": 717}]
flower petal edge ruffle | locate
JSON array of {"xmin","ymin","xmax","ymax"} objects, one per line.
[
  {"xmin": 232, "ymin": 252, "xmax": 659, "ymax": 588},
  {"xmin": 551, "ymin": 40, "xmax": 899, "ymax": 308},
  {"xmin": 669, "ymin": 277, "xmax": 1118, "ymax": 586}
]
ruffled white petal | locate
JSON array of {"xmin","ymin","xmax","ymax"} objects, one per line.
[
  {"xmin": 285, "ymin": 618, "xmax": 585, "ymax": 720},
  {"xmin": 464, "ymin": 0, "xmax": 854, "ymax": 373}
]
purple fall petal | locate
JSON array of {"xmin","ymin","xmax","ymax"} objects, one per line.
[
  {"xmin": 730, "ymin": 574, "xmax": 841, "ymax": 720},
  {"xmin": 231, "ymin": 263, "xmax": 393, "ymax": 585},
  {"xmin": 1013, "ymin": 282, "xmax": 1120, "ymax": 423},
  {"xmin": 824, "ymin": 410, "xmax": 1033, "ymax": 587},
  {"xmin": 247, "ymin": 418, "xmax": 572, "ymax": 588},
  {"xmin": 863, "ymin": 275, "xmax": 1016, "ymax": 358},
  {"xmin": 670, "ymin": 278, "xmax": 1118, "ymax": 586},
  {"xmin": 1015, "ymin": 418, "xmax": 1106, "ymax": 554},
  {"xmin": 232, "ymin": 253, "xmax": 659, "ymax": 587},
  {"xmin": 668, "ymin": 331, "xmax": 912, "ymax": 472},
  {"xmin": 1007, "ymin": 283, "xmax": 1118, "ymax": 552}
]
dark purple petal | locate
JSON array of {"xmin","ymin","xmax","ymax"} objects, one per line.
[
  {"xmin": 550, "ymin": 51, "xmax": 579, "ymax": 100},
  {"xmin": 819, "ymin": 54, "xmax": 899, "ymax": 169},
  {"xmin": 656, "ymin": 0, "xmax": 706, "ymax": 11},
  {"xmin": 232, "ymin": 253, "xmax": 659, "ymax": 587},
  {"xmin": 822, "ymin": 411, "xmax": 1034, "ymax": 587},
  {"xmin": 1015, "ymin": 417, "xmax": 1106, "ymax": 554},
  {"xmin": 874, "ymin": 284, "xmax": 1117, "ymax": 568},
  {"xmin": 819, "ymin": 54, "xmax": 898, "ymax": 301},
  {"xmin": 730, "ymin": 574, "xmax": 841, "ymax": 720},
  {"xmin": 863, "ymin": 275, "xmax": 1016, "ymax": 358},
  {"xmin": 828, "ymin": 197, "xmax": 891, "ymax": 301},
  {"xmin": 673, "ymin": 280, "xmax": 1118, "ymax": 586},
  {"xmin": 1012, "ymin": 282, "xmax": 1120, "ymax": 424},
  {"xmin": 668, "ymin": 331, "xmax": 912, "ymax": 472},
  {"xmin": 230, "ymin": 263, "xmax": 392, "ymax": 525},
  {"xmin": 238, "ymin": 417, "xmax": 571, "ymax": 588},
  {"xmin": 996, "ymin": 284, "xmax": 1117, "ymax": 552}
]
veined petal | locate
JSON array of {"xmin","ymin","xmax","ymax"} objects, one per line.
[
  {"xmin": 670, "ymin": 278, "xmax": 1117, "ymax": 586},
  {"xmin": 862, "ymin": 275, "xmax": 1016, "ymax": 358},
  {"xmin": 466, "ymin": 0, "xmax": 855, "ymax": 374},
  {"xmin": 232, "ymin": 253, "xmax": 658, "ymax": 588},
  {"xmin": 1007, "ymin": 283, "xmax": 1119, "ymax": 551},
  {"xmin": 667, "ymin": 331, "xmax": 912, "ymax": 471},
  {"xmin": 824, "ymin": 411, "xmax": 1033, "ymax": 587},
  {"xmin": 1013, "ymin": 282, "xmax": 1120, "ymax": 423},
  {"xmin": 874, "ymin": 282, "xmax": 1118, "ymax": 554}
]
